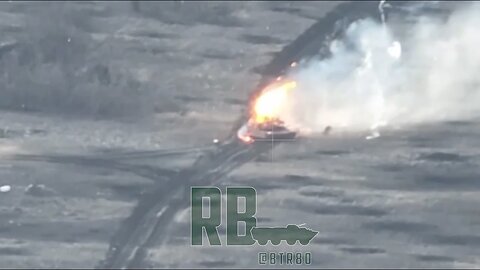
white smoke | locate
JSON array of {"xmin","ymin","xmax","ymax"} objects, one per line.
[{"xmin": 280, "ymin": 2, "xmax": 480, "ymax": 136}]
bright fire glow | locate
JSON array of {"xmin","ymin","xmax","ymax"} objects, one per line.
[
  {"xmin": 237, "ymin": 122, "xmax": 254, "ymax": 144},
  {"xmin": 252, "ymin": 80, "xmax": 296, "ymax": 123}
]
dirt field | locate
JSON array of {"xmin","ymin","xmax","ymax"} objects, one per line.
[{"xmin": 0, "ymin": 1, "xmax": 479, "ymax": 268}]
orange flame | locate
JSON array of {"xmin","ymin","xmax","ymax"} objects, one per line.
[{"xmin": 252, "ymin": 80, "xmax": 296, "ymax": 124}]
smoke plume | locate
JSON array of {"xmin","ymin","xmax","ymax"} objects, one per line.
[{"xmin": 280, "ymin": 2, "xmax": 480, "ymax": 136}]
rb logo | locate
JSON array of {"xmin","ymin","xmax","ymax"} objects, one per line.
[
  {"xmin": 191, "ymin": 186, "xmax": 318, "ymax": 246},
  {"xmin": 191, "ymin": 187, "xmax": 257, "ymax": 246}
]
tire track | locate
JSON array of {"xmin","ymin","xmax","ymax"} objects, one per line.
[
  {"xmin": 94, "ymin": 145, "xmax": 215, "ymax": 160},
  {"xmin": 99, "ymin": 140, "xmax": 270, "ymax": 268},
  {"xmin": 7, "ymin": 153, "xmax": 182, "ymax": 182}
]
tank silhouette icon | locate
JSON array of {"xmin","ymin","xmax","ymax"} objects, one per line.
[{"xmin": 250, "ymin": 224, "xmax": 318, "ymax": 245}]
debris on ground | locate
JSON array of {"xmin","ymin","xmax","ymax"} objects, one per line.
[
  {"xmin": 24, "ymin": 184, "xmax": 56, "ymax": 197},
  {"xmin": 0, "ymin": 185, "xmax": 11, "ymax": 193},
  {"xmin": 366, "ymin": 129, "xmax": 381, "ymax": 140},
  {"xmin": 323, "ymin": 126, "xmax": 332, "ymax": 135}
]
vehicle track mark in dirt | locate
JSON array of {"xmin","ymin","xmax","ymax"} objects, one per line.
[
  {"xmin": 7, "ymin": 153, "xmax": 180, "ymax": 182},
  {"xmin": 93, "ymin": 145, "xmax": 215, "ymax": 160},
  {"xmin": 98, "ymin": 139, "xmax": 273, "ymax": 268}
]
